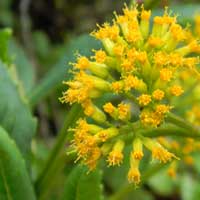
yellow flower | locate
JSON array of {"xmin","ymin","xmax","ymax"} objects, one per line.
[
  {"xmin": 170, "ymin": 85, "xmax": 184, "ymax": 96},
  {"xmin": 93, "ymin": 49, "xmax": 107, "ymax": 63},
  {"xmin": 107, "ymin": 140, "xmax": 124, "ymax": 166},
  {"xmin": 152, "ymin": 89, "xmax": 165, "ymax": 100},
  {"xmin": 137, "ymin": 94, "xmax": 151, "ymax": 106},
  {"xmin": 61, "ymin": 5, "xmax": 200, "ymax": 183}
]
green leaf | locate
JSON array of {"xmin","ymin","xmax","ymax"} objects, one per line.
[
  {"xmin": 0, "ymin": 28, "xmax": 12, "ymax": 64},
  {"xmin": 8, "ymin": 39, "xmax": 35, "ymax": 94},
  {"xmin": 29, "ymin": 34, "xmax": 101, "ymax": 106},
  {"xmin": 180, "ymin": 173, "xmax": 200, "ymax": 200},
  {"xmin": 62, "ymin": 165, "xmax": 103, "ymax": 200},
  {"xmin": 0, "ymin": 126, "xmax": 36, "ymax": 199},
  {"xmin": 123, "ymin": 188, "xmax": 155, "ymax": 200},
  {"xmin": 147, "ymin": 168, "xmax": 175, "ymax": 196},
  {"xmin": 0, "ymin": 61, "xmax": 36, "ymax": 162}
]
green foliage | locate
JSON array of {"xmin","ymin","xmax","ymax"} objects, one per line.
[
  {"xmin": 0, "ymin": 61, "xmax": 36, "ymax": 162},
  {"xmin": 62, "ymin": 165, "xmax": 103, "ymax": 200},
  {"xmin": 0, "ymin": 126, "xmax": 36, "ymax": 199},
  {"xmin": 147, "ymin": 168, "xmax": 176, "ymax": 196},
  {"xmin": 8, "ymin": 40, "xmax": 35, "ymax": 94},
  {"xmin": 0, "ymin": 28, "xmax": 12, "ymax": 64},
  {"xmin": 180, "ymin": 173, "xmax": 200, "ymax": 200}
]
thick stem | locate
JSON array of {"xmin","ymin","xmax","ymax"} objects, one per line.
[
  {"xmin": 142, "ymin": 123, "xmax": 200, "ymax": 138},
  {"xmin": 166, "ymin": 113, "xmax": 200, "ymax": 136},
  {"xmin": 35, "ymin": 104, "xmax": 82, "ymax": 197}
]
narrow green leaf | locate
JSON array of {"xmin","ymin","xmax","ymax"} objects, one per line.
[
  {"xmin": 8, "ymin": 39, "xmax": 35, "ymax": 94},
  {"xmin": 0, "ymin": 126, "xmax": 36, "ymax": 199},
  {"xmin": 62, "ymin": 165, "xmax": 103, "ymax": 200},
  {"xmin": 29, "ymin": 34, "xmax": 101, "ymax": 105},
  {"xmin": 0, "ymin": 28, "xmax": 12, "ymax": 64},
  {"xmin": 0, "ymin": 61, "xmax": 36, "ymax": 162}
]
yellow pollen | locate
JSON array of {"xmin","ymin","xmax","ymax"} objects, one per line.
[
  {"xmin": 160, "ymin": 68, "xmax": 173, "ymax": 82},
  {"xmin": 121, "ymin": 59, "xmax": 134, "ymax": 72},
  {"xmin": 168, "ymin": 53, "xmax": 183, "ymax": 66},
  {"xmin": 93, "ymin": 23, "xmax": 119, "ymax": 40},
  {"xmin": 141, "ymin": 9, "xmax": 151, "ymax": 20},
  {"xmin": 103, "ymin": 102, "xmax": 115, "ymax": 114},
  {"xmin": 154, "ymin": 16, "xmax": 164, "ymax": 25},
  {"xmin": 170, "ymin": 23, "xmax": 185, "ymax": 41},
  {"xmin": 107, "ymin": 150, "xmax": 123, "ymax": 166},
  {"xmin": 136, "ymin": 51, "xmax": 148, "ymax": 63},
  {"xmin": 94, "ymin": 50, "xmax": 107, "ymax": 63},
  {"xmin": 124, "ymin": 75, "xmax": 139, "ymax": 91},
  {"xmin": 154, "ymin": 51, "xmax": 168, "ymax": 66},
  {"xmin": 188, "ymin": 40, "xmax": 200, "ymax": 53},
  {"xmin": 123, "ymin": 7, "xmax": 138, "ymax": 19},
  {"xmin": 148, "ymin": 36, "xmax": 163, "ymax": 47},
  {"xmin": 107, "ymin": 140, "xmax": 124, "ymax": 166},
  {"xmin": 137, "ymin": 94, "xmax": 151, "ymax": 106},
  {"xmin": 118, "ymin": 103, "xmax": 130, "ymax": 120},
  {"xmin": 127, "ymin": 167, "xmax": 141, "ymax": 184},
  {"xmin": 152, "ymin": 145, "xmax": 177, "ymax": 163},
  {"xmin": 111, "ymin": 81, "xmax": 123, "ymax": 93},
  {"xmin": 113, "ymin": 44, "xmax": 125, "ymax": 57},
  {"xmin": 82, "ymin": 100, "xmax": 95, "ymax": 116},
  {"xmin": 170, "ymin": 85, "xmax": 184, "ymax": 96},
  {"xmin": 127, "ymin": 48, "xmax": 137, "ymax": 61},
  {"xmin": 140, "ymin": 111, "xmax": 162, "ymax": 127},
  {"xmin": 75, "ymin": 56, "xmax": 90, "ymax": 69},
  {"xmin": 152, "ymin": 89, "xmax": 165, "ymax": 100},
  {"xmin": 97, "ymin": 130, "xmax": 108, "ymax": 142},
  {"xmin": 155, "ymin": 104, "xmax": 171, "ymax": 115}
]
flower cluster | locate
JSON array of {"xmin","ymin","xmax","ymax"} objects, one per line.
[{"xmin": 60, "ymin": 5, "xmax": 200, "ymax": 184}]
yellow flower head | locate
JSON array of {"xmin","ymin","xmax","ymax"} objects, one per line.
[{"xmin": 60, "ymin": 5, "xmax": 200, "ymax": 184}]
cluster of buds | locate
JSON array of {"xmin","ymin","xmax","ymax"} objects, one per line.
[{"xmin": 60, "ymin": 5, "xmax": 200, "ymax": 184}]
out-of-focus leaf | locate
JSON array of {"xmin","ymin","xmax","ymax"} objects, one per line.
[
  {"xmin": 147, "ymin": 168, "xmax": 175, "ymax": 196},
  {"xmin": 0, "ymin": 28, "xmax": 12, "ymax": 64},
  {"xmin": 29, "ymin": 34, "xmax": 101, "ymax": 105},
  {"xmin": 0, "ymin": 126, "xmax": 36, "ymax": 199},
  {"xmin": 0, "ymin": 61, "xmax": 36, "ymax": 162},
  {"xmin": 124, "ymin": 188, "xmax": 155, "ymax": 200},
  {"xmin": 180, "ymin": 173, "xmax": 200, "ymax": 200},
  {"xmin": 62, "ymin": 165, "xmax": 103, "ymax": 200},
  {"xmin": 8, "ymin": 39, "xmax": 35, "ymax": 94},
  {"xmin": 32, "ymin": 31, "xmax": 50, "ymax": 59}
]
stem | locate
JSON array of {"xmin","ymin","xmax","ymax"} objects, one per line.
[
  {"xmin": 166, "ymin": 113, "xmax": 200, "ymax": 136},
  {"xmin": 35, "ymin": 104, "xmax": 82, "ymax": 197},
  {"xmin": 142, "ymin": 123, "xmax": 200, "ymax": 138},
  {"xmin": 109, "ymin": 163, "xmax": 165, "ymax": 200}
]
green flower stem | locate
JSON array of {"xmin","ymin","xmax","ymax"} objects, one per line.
[
  {"xmin": 38, "ymin": 152, "xmax": 76, "ymax": 200},
  {"xmin": 109, "ymin": 163, "xmax": 165, "ymax": 200},
  {"xmin": 118, "ymin": 122, "xmax": 200, "ymax": 144},
  {"xmin": 142, "ymin": 123, "xmax": 200, "ymax": 138},
  {"xmin": 166, "ymin": 112, "xmax": 200, "ymax": 136},
  {"xmin": 35, "ymin": 104, "xmax": 82, "ymax": 197}
]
